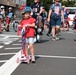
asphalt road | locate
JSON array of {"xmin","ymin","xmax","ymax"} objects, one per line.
[{"xmin": 0, "ymin": 27, "xmax": 76, "ymax": 75}]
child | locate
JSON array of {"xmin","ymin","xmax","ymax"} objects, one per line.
[{"xmin": 17, "ymin": 6, "xmax": 36, "ymax": 63}]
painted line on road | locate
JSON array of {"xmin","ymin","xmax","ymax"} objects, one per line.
[
  {"xmin": 0, "ymin": 52, "xmax": 17, "ymax": 56},
  {"xmin": 0, "ymin": 46, "xmax": 3, "ymax": 49},
  {"xmin": 12, "ymin": 44, "xmax": 21, "ymax": 46},
  {"xmin": 3, "ymin": 36, "xmax": 9, "ymax": 39},
  {"xmin": 0, "ymin": 53, "xmax": 76, "ymax": 75},
  {"xmin": 35, "ymin": 55, "xmax": 76, "ymax": 59},
  {"xmin": 5, "ymin": 47, "xmax": 21, "ymax": 50},
  {"xmin": 62, "ymin": 31, "xmax": 75, "ymax": 34},
  {"xmin": 0, "ymin": 51, "xmax": 21, "ymax": 75},
  {"xmin": 0, "ymin": 34, "xmax": 21, "ymax": 37},
  {"xmin": 4, "ymin": 41, "xmax": 13, "ymax": 45},
  {"xmin": 0, "ymin": 60, "xmax": 7, "ymax": 63}
]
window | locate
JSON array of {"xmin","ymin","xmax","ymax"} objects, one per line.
[{"xmin": 68, "ymin": 9, "xmax": 76, "ymax": 14}]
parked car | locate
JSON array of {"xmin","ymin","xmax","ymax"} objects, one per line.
[{"xmin": 66, "ymin": 7, "xmax": 76, "ymax": 27}]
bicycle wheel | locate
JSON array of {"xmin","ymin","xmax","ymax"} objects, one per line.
[{"xmin": 13, "ymin": 21, "xmax": 19, "ymax": 32}]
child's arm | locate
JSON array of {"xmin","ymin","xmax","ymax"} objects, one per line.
[{"xmin": 26, "ymin": 23, "xmax": 35, "ymax": 28}]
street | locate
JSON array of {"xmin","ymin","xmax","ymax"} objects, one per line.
[{"xmin": 0, "ymin": 27, "xmax": 76, "ymax": 75}]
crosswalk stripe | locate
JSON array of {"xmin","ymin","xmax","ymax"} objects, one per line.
[
  {"xmin": 0, "ymin": 60, "xmax": 7, "ymax": 63},
  {"xmin": 0, "ymin": 46, "xmax": 3, "ymax": 49},
  {"xmin": 0, "ymin": 51, "xmax": 21, "ymax": 75},
  {"xmin": 12, "ymin": 44, "xmax": 21, "ymax": 45},
  {"xmin": 5, "ymin": 47, "xmax": 21, "ymax": 50},
  {"xmin": 0, "ymin": 52, "xmax": 17, "ymax": 55}
]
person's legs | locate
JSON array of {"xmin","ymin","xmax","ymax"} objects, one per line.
[
  {"xmin": 25, "ymin": 38, "xmax": 29, "ymax": 56},
  {"xmin": 52, "ymin": 26, "xmax": 56, "ymax": 37},
  {"xmin": 37, "ymin": 15, "xmax": 43, "ymax": 35},
  {"xmin": 56, "ymin": 26, "xmax": 60, "ymax": 35},
  {"xmin": 28, "ymin": 37, "xmax": 35, "ymax": 62},
  {"xmin": 55, "ymin": 18, "xmax": 61, "ymax": 40},
  {"xmin": 50, "ymin": 18, "xmax": 56, "ymax": 40},
  {"xmin": 6, "ymin": 17, "xmax": 10, "ymax": 31},
  {"xmin": 25, "ymin": 44, "xmax": 29, "ymax": 56},
  {"xmin": 37, "ymin": 15, "xmax": 43, "ymax": 28},
  {"xmin": 47, "ymin": 24, "xmax": 52, "ymax": 36}
]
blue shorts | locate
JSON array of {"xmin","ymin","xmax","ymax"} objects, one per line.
[{"xmin": 50, "ymin": 17, "xmax": 61, "ymax": 26}]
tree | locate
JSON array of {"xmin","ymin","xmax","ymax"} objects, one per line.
[{"xmin": 27, "ymin": 0, "xmax": 76, "ymax": 12}]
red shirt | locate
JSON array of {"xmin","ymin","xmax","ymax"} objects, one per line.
[{"xmin": 19, "ymin": 17, "xmax": 35, "ymax": 37}]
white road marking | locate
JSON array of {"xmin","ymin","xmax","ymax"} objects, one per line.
[
  {"xmin": 12, "ymin": 44, "xmax": 21, "ymax": 45},
  {"xmin": 0, "ymin": 60, "xmax": 7, "ymax": 63},
  {"xmin": 5, "ymin": 47, "xmax": 21, "ymax": 50},
  {"xmin": 4, "ymin": 41, "xmax": 13, "ymax": 45},
  {"xmin": 0, "ymin": 51, "xmax": 21, "ymax": 75},
  {"xmin": 0, "ymin": 46, "xmax": 3, "ymax": 49},
  {"xmin": 3, "ymin": 36, "xmax": 9, "ymax": 39},
  {"xmin": 0, "ymin": 34, "xmax": 20, "ymax": 45},
  {"xmin": 0, "ymin": 52, "xmax": 17, "ymax": 55},
  {"xmin": 18, "ymin": 40, "xmax": 22, "ymax": 42},
  {"xmin": 0, "ymin": 34, "xmax": 21, "ymax": 37},
  {"xmin": 0, "ymin": 52, "xmax": 76, "ymax": 75},
  {"xmin": 62, "ymin": 31, "xmax": 75, "ymax": 34},
  {"xmin": 35, "ymin": 55, "xmax": 76, "ymax": 59}
]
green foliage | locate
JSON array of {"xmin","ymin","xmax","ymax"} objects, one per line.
[
  {"xmin": 61, "ymin": 1, "xmax": 75, "ymax": 7},
  {"xmin": 27, "ymin": 0, "xmax": 76, "ymax": 11},
  {"xmin": 26, "ymin": 0, "xmax": 33, "ymax": 6}
]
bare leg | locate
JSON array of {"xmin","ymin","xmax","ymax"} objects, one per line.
[
  {"xmin": 29, "ymin": 43, "xmax": 35, "ymax": 62},
  {"xmin": 29, "ymin": 44, "xmax": 34, "ymax": 56},
  {"xmin": 25, "ymin": 44, "xmax": 29, "ymax": 56},
  {"xmin": 52, "ymin": 26, "xmax": 56, "ymax": 37},
  {"xmin": 56, "ymin": 26, "xmax": 60, "ymax": 35},
  {"xmin": 38, "ymin": 16, "xmax": 43, "ymax": 28}
]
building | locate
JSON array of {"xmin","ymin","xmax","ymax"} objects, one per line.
[{"xmin": 0, "ymin": 0, "xmax": 26, "ymax": 15}]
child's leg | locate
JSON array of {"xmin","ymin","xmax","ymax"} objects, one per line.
[
  {"xmin": 29, "ymin": 43, "xmax": 35, "ymax": 62},
  {"xmin": 28, "ymin": 37, "xmax": 35, "ymax": 62},
  {"xmin": 25, "ymin": 43, "xmax": 29, "ymax": 56},
  {"xmin": 29, "ymin": 43, "xmax": 35, "ymax": 57}
]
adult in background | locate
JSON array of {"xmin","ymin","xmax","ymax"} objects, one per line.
[
  {"xmin": 48, "ymin": 0, "xmax": 64, "ymax": 41},
  {"xmin": 61, "ymin": 5, "xmax": 69, "ymax": 31},
  {"xmin": 30, "ymin": 0, "xmax": 43, "ymax": 28},
  {"xmin": 0, "ymin": 5, "xmax": 5, "ymax": 18}
]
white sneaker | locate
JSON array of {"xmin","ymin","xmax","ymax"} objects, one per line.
[
  {"xmin": 31, "ymin": 56, "xmax": 36, "ymax": 63},
  {"xmin": 52, "ymin": 37, "xmax": 56, "ymax": 41},
  {"xmin": 55, "ymin": 35, "xmax": 59, "ymax": 41}
]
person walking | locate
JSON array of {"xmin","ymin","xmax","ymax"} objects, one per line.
[
  {"xmin": 6, "ymin": 7, "xmax": 14, "ymax": 31},
  {"xmin": 48, "ymin": 0, "xmax": 64, "ymax": 41},
  {"xmin": 61, "ymin": 5, "xmax": 69, "ymax": 31},
  {"xmin": 0, "ymin": 6, "xmax": 5, "ymax": 18}
]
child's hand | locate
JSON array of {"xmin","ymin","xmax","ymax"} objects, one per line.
[
  {"xmin": 16, "ymin": 30, "xmax": 20, "ymax": 36},
  {"xmin": 23, "ymin": 25, "xmax": 28, "ymax": 30}
]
